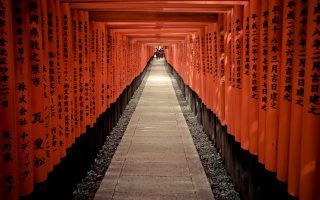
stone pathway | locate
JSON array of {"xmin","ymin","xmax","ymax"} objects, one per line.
[{"xmin": 94, "ymin": 59, "xmax": 214, "ymax": 200}]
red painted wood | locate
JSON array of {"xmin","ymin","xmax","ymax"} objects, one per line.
[{"xmin": 288, "ymin": 0, "xmax": 308, "ymax": 196}]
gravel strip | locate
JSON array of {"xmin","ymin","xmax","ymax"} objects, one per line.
[
  {"xmin": 72, "ymin": 64, "xmax": 151, "ymax": 200},
  {"xmin": 166, "ymin": 66, "xmax": 241, "ymax": 200}
]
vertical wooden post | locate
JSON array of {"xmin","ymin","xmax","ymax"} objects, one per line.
[
  {"xmin": 288, "ymin": 0, "xmax": 308, "ymax": 196},
  {"xmin": 71, "ymin": 10, "xmax": 80, "ymax": 139},
  {"xmin": 299, "ymin": 1, "xmax": 320, "ymax": 199},
  {"xmin": 277, "ymin": 0, "xmax": 296, "ymax": 182},
  {"xmin": 241, "ymin": 2, "xmax": 250, "ymax": 150},
  {"xmin": 47, "ymin": 0, "xmax": 61, "ymax": 167},
  {"xmin": 258, "ymin": 0, "xmax": 269, "ymax": 164},
  {"xmin": 248, "ymin": 0, "xmax": 261, "ymax": 155},
  {"xmin": 83, "ymin": 11, "xmax": 90, "ymax": 128},
  {"xmin": 61, "ymin": 2, "xmax": 72, "ymax": 155},
  {"xmin": 40, "ymin": 0, "xmax": 52, "ymax": 173},
  {"xmin": 28, "ymin": 0, "xmax": 48, "ymax": 183},
  {"xmin": 54, "ymin": 0, "xmax": 64, "ymax": 160},
  {"xmin": 13, "ymin": 0, "xmax": 34, "ymax": 196},
  {"xmin": 265, "ymin": 0, "xmax": 283, "ymax": 172},
  {"xmin": 0, "ymin": 0, "xmax": 19, "ymax": 199},
  {"xmin": 78, "ymin": 10, "xmax": 86, "ymax": 134},
  {"xmin": 233, "ymin": 5, "xmax": 243, "ymax": 142}
]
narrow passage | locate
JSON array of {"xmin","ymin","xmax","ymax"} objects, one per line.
[{"xmin": 94, "ymin": 60, "xmax": 214, "ymax": 200}]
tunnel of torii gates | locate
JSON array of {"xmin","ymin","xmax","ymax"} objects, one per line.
[{"xmin": 0, "ymin": 0, "xmax": 319, "ymax": 200}]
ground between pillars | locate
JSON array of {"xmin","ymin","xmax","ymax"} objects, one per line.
[
  {"xmin": 72, "ymin": 66, "xmax": 151, "ymax": 200},
  {"xmin": 166, "ymin": 66, "xmax": 241, "ymax": 200},
  {"xmin": 73, "ymin": 60, "xmax": 240, "ymax": 200}
]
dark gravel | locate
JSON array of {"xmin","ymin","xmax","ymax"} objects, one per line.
[
  {"xmin": 72, "ymin": 65, "xmax": 151, "ymax": 200},
  {"xmin": 166, "ymin": 65, "xmax": 241, "ymax": 200}
]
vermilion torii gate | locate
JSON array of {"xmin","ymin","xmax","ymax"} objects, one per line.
[{"xmin": 0, "ymin": 1, "xmax": 319, "ymax": 200}]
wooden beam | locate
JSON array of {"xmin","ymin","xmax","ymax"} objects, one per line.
[
  {"xmin": 104, "ymin": 22, "xmax": 209, "ymax": 29},
  {"xmin": 62, "ymin": 0, "xmax": 248, "ymax": 5},
  {"xmin": 132, "ymin": 37, "xmax": 185, "ymax": 41},
  {"xmin": 69, "ymin": 2, "xmax": 231, "ymax": 13},
  {"xmin": 113, "ymin": 28, "xmax": 201, "ymax": 33},
  {"xmin": 90, "ymin": 11, "xmax": 217, "ymax": 22},
  {"xmin": 121, "ymin": 33, "xmax": 191, "ymax": 36},
  {"xmin": 75, "ymin": 7, "xmax": 228, "ymax": 13}
]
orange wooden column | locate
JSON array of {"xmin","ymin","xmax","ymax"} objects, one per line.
[
  {"xmin": 118, "ymin": 34, "xmax": 122, "ymax": 97},
  {"xmin": 54, "ymin": 0, "xmax": 64, "ymax": 158},
  {"xmin": 230, "ymin": 7, "xmax": 236, "ymax": 136},
  {"xmin": 126, "ymin": 39, "xmax": 130, "ymax": 87},
  {"xmin": 206, "ymin": 27, "xmax": 210, "ymax": 107},
  {"xmin": 241, "ymin": 2, "xmax": 250, "ymax": 150},
  {"xmin": 299, "ymin": 1, "xmax": 320, "ymax": 199},
  {"xmin": 106, "ymin": 30, "xmax": 113, "ymax": 108},
  {"xmin": 90, "ymin": 21, "xmax": 97, "ymax": 126},
  {"xmin": 101, "ymin": 24, "xmax": 108, "ymax": 111},
  {"xmin": 265, "ymin": 0, "xmax": 283, "ymax": 172},
  {"xmin": 78, "ymin": 10, "xmax": 86, "ymax": 134},
  {"xmin": 111, "ymin": 31, "xmax": 117, "ymax": 103},
  {"xmin": 195, "ymin": 32, "xmax": 201, "ymax": 95},
  {"xmin": 99, "ymin": 23, "xmax": 106, "ymax": 114},
  {"xmin": 61, "ymin": 2, "xmax": 73, "ymax": 154},
  {"xmin": 204, "ymin": 29, "xmax": 210, "ymax": 110},
  {"xmin": 225, "ymin": 10, "xmax": 233, "ymax": 134},
  {"xmin": 186, "ymin": 41, "xmax": 189, "ymax": 84},
  {"xmin": 115, "ymin": 32, "xmax": 120, "ymax": 101},
  {"xmin": 201, "ymin": 29, "xmax": 206, "ymax": 106},
  {"xmin": 126, "ymin": 40, "xmax": 130, "ymax": 87},
  {"xmin": 200, "ymin": 30, "xmax": 206, "ymax": 104},
  {"xmin": 231, "ymin": 9, "xmax": 236, "ymax": 135},
  {"xmin": 218, "ymin": 14, "xmax": 226, "ymax": 125},
  {"xmin": 121, "ymin": 36, "xmax": 126, "ymax": 94},
  {"xmin": 197, "ymin": 32, "xmax": 201, "ymax": 96},
  {"xmin": 128, "ymin": 40, "xmax": 134, "ymax": 85},
  {"xmin": 83, "ymin": 11, "xmax": 91, "ymax": 126},
  {"xmin": 96, "ymin": 22, "xmax": 104, "ymax": 120},
  {"xmin": 0, "ymin": 0, "xmax": 19, "ymax": 199},
  {"xmin": 277, "ymin": 0, "xmax": 296, "ymax": 183},
  {"xmin": 287, "ymin": 0, "xmax": 308, "ymax": 196},
  {"xmin": 212, "ymin": 23, "xmax": 219, "ymax": 114},
  {"xmin": 248, "ymin": 0, "xmax": 261, "ymax": 155},
  {"xmin": 186, "ymin": 38, "xmax": 191, "ymax": 88},
  {"xmin": 111, "ymin": 32, "xmax": 115, "ymax": 104},
  {"xmin": 28, "ymin": 0, "xmax": 48, "ymax": 184},
  {"xmin": 47, "ymin": 0, "xmax": 61, "ymax": 167},
  {"xmin": 96, "ymin": 24, "xmax": 102, "ymax": 116},
  {"xmin": 71, "ymin": 10, "xmax": 80, "ymax": 139},
  {"xmin": 207, "ymin": 24, "xmax": 215, "ymax": 112},
  {"xmin": 257, "ymin": 0, "xmax": 269, "ymax": 164},
  {"xmin": 12, "ymin": 0, "xmax": 34, "ymax": 196},
  {"xmin": 233, "ymin": 5, "xmax": 243, "ymax": 142},
  {"xmin": 40, "ymin": 0, "xmax": 52, "ymax": 173}
]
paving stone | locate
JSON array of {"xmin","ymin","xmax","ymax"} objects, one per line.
[
  {"xmin": 112, "ymin": 192, "xmax": 197, "ymax": 200},
  {"xmin": 121, "ymin": 161, "xmax": 189, "ymax": 177},
  {"xmin": 124, "ymin": 152, "xmax": 188, "ymax": 163},
  {"xmin": 115, "ymin": 176, "xmax": 195, "ymax": 194}
]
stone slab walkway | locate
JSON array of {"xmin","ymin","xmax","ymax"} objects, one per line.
[{"xmin": 94, "ymin": 60, "xmax": 214, "ymax": 200}]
